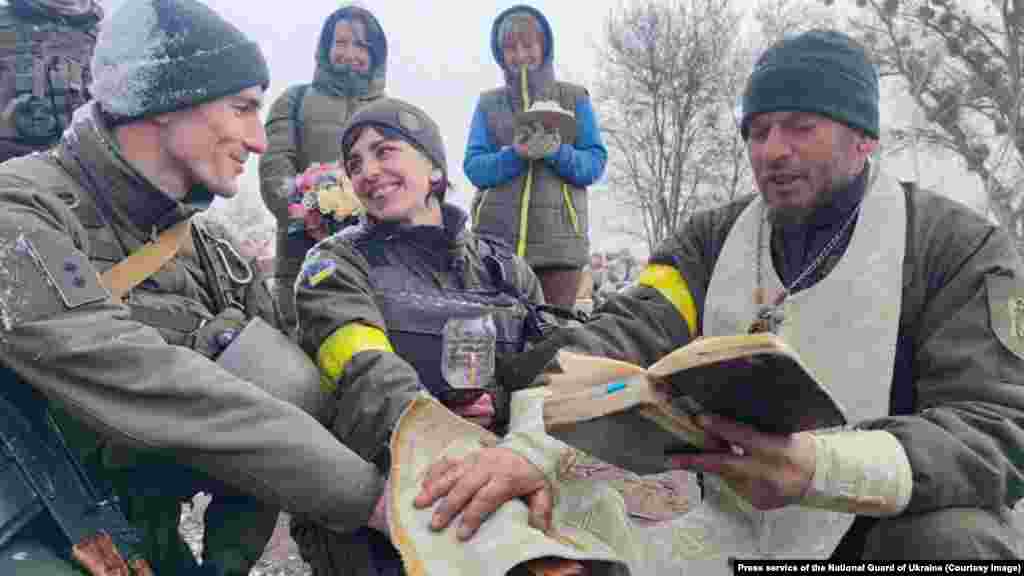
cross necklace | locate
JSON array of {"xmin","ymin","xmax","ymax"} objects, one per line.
[{"xmin": 749, "ymin": 201, "xmax": 862, "ymax": 334}]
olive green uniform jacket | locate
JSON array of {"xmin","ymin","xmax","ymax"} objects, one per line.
[
  {"xmin": 504, "ymin": 177, "xmax": 1024, "ymax": 526},
  {"xmin": 294, "ymin": 204, "xmax": 544, "ymax": 575},
  {"xmin": 0, "ymin": 103, "xmax": 385, "ymax": 538}
]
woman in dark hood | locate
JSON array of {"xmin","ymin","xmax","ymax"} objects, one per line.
[
  {"xmin": 465, "ymin": 5, "xmax": 607, "ymax": 310},
  {"xmin": 258, "ymin": 5, "xmax": 387, "ymax": 337}
]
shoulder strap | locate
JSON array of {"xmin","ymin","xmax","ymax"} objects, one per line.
[
  {"xmin": 99, "ymin": 218, "xmax": 191, "ymax": 302},
  {"xmin": 290, "ymin": 83, "xmax": 311, "ymax": 156}
]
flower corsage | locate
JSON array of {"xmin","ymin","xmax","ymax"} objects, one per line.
[{"xmin": 286, "ymin": 162, "xmax": 362, "ymax": 242}]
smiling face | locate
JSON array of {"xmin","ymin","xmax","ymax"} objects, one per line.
[
  {"xmin": 344, "ymin": 127, "xmax": 439, "ymax": 226},
  {"xmin": 330, "ymin": 18, "xmax": 371, "ymax": 74},
  {"xmin": 747, "ymin": 111, "xmax": 875, "ymax": 224},
  {"xmin": 158, "ymin": 86, "xmax": 266, "ymax": 199},
  {"xmin": 500, "ymin": 13, "xmax": 545, "ymax": 72}
]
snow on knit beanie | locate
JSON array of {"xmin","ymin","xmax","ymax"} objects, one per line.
[
  {"xmin": 89, "ymin": 0, "xmax": 269, "ymax": 123},
  {"xmin": 739, "ymin": 29, "xmax": 879, "ymax": 139}
]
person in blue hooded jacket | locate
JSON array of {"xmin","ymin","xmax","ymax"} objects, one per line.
[{"xmin": 465, "ymin": 5, "xmax": 607, "ymax": 310}]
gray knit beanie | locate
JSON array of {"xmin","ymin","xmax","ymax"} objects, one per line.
[
  {"xmin": 89, "ymin": 0, "xmax": 269, "ymax": 123},
  {"xmin": 740, "ymin": 29, "xmax": 879, "ymax": 139},
  {"xmin": 340, "ymin": 98, "xmax": 447, "ymax": 185}
]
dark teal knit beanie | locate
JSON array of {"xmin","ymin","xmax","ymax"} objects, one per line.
[
  {"xmin": 90, "ymin": 0, "xmax": 269, "ymax": 123},
  {"xmin": 740, "ymin": 29, "xmax": 879, "ymax": 139}
]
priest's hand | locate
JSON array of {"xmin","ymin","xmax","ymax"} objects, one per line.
[
  {"xmin": 414, "ymin": 447, "xmax": 553, "ymax": 541},
  {"xmin": 666, "ymin": 413, "xmax": 817, "ymax": 509}
]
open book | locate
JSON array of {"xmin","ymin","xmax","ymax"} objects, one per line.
[
  {"xmin": 388, "ymin": 396, "xmax": 636, "ymax": 576},
  {"xmin": 543, "ymin": 333, "xmax": 846, "ymax": 475}
]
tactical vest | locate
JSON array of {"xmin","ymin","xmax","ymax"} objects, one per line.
[
  {"xmin": 0, "ymin": 1, "xmax": 99, "ymax": 160},
  {"xmin": 341, "ymin": 225, "xmax": 533, "ymax": 405}
]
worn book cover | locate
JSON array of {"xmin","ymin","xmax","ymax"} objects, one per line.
[{"xmin": 543, "ymin": 333, "xmax": 846, "ymax": 475}]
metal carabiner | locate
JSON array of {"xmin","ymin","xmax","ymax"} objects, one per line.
[{"xmin": 212, "ymin": 236, "xmax": 254, "ymax": 286}]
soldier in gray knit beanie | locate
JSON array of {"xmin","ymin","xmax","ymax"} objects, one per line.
[{"xmin": 90, "ymin": 0, "xmax": 269, "ymax": 123}]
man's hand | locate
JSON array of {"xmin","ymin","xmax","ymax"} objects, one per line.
[
  {"xmin": 413, "ymin": 447, "xmax": 552, "ymax": 541},
  {"xmin": 667, "ymin": 413, "xmax": 817, "ymax": 509},
  {"xmin": 450, "ymin": 392, "xmax": 496, "ymax": 429}
]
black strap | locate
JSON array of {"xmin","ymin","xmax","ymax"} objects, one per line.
[
  {"xmin": 290, "ymin": 84, "xmax": 310, "ymax": 157},
  {"xmin": 191, "ymin": 222, "xmax": 236, "ymax": 314},
  {"xmin": 0, "ymin": 388, "xmax": 143, "ymax": 560}
]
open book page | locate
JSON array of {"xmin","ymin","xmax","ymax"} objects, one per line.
[
  {"xmin": 645, "ymin": 333, "xmax": 794, "ymax": 377},
  {"xmin": 388, "ymin": 396, "xmax": 635, "ymax": 576},
  {"xmin": 540, "ymin": 335, "xmax": 846, "ymax": 474},
  {"xmin": 541, "ymin": 351, "xmax": 706, "ymax": 473}
]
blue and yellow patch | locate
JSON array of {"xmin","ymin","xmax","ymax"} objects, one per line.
[{"xmin": 302, "ymin": 258, "xmax": 337, "ymax": 287}]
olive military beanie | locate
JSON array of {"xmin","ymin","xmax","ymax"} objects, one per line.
[
  {"xmin": 89, "ymin": 0, "xmax": 269, "ymax": 123},
  {"xmin": 340, "ymin": 97, "xmax": 448, "ymax": 186},
  {"xmin": 739, "ymin": 29, "xmax": 879, "ymax": 139}
]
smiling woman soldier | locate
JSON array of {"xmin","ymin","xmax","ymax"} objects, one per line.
[{"xmin": 293, "ymin": 97, "xmax": 549, "ymax": 575}]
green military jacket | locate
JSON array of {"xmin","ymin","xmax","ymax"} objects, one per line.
[
  {"xmin": 293, "ymin": 204, "xmax": 544, "ymax": 576},
  {"xmin": 296, "ymin": 204, "xmax": 545, "ymax": 467},
  {"xmin": 0, "ymin": 102, "xmax": 384, "ymax": 535},
  {"xmin": 506, "ymin": 171, "xmax": 1024, "ymax": 516}
]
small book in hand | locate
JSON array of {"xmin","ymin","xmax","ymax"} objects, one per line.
[{"xmin": 542, "ymin": 333, "xmax": 846, "ymax": 475}]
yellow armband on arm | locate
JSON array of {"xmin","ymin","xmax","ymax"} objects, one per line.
[
  {"xmin": 637, "ymin": 264, "xmax": 698, "ymax": 337},
  {"xmin": 317, "ymin": 323, "xmax": 394, "ymax": 393}
]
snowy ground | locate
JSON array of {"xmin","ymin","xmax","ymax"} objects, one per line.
[{"xmin": 179, "ymin": 493, "xmax": 311, "ymax": 576}]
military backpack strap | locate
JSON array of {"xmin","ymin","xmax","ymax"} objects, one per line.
[
  {"xmin": 99, "ymin": 218, "xmax": 192, "ymax": 302},
  {"xmin": 290, "ymin": 83, "xmax": 311, "ymax": 158}
]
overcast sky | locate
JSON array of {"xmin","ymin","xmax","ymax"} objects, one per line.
[{"xmin": 99, "ymin": 0, "xmax": 988, "ymax": 255}]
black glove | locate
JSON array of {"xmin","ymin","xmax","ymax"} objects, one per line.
[{"xmin": 192, "ymin": 308, "xmax": 247, "ymax": 359}]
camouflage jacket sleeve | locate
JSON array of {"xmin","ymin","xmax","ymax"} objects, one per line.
[
  {"xmin": 294, "ymin": 239, "xmax": 423, "ymax": 467},
  {"xmin": 258, "ymin": 87, "xmax": 301, "ymax": 222},
  {"xmin": 858, "ymin": 193, "xmax": 1024, "ymax": 513},
  {"xmin": 498, "ymin": 200, "xmax": 747, "ymax": 391},
  {"xmin": 0, "ymin": 183, "xmax": 383, "ymax": 534}
]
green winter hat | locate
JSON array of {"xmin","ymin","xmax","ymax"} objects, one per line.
[
  {"xmin": 340, "ymin": 97, "xmax": 448, "ymax": 184},
  {"xmin": 740, "ymin": 29, "xmax": 879, "ymax": 139},
  {"xmin": 90, "ymin": 0, "xmax": 269, "ymax": 123}
]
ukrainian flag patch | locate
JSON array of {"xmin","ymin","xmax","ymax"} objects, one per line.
[{"xmin": 303, "ymin": 258, "xmax": 337, "ymax": 287}]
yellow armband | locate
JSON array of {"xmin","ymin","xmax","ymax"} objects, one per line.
[
  {"xmin": 637, "ymin": 264, "xmax": 698, "ymax": 337},
  {"xmin": 317, "ymin": 323, "xmax": 393, "ymax": 393}
]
